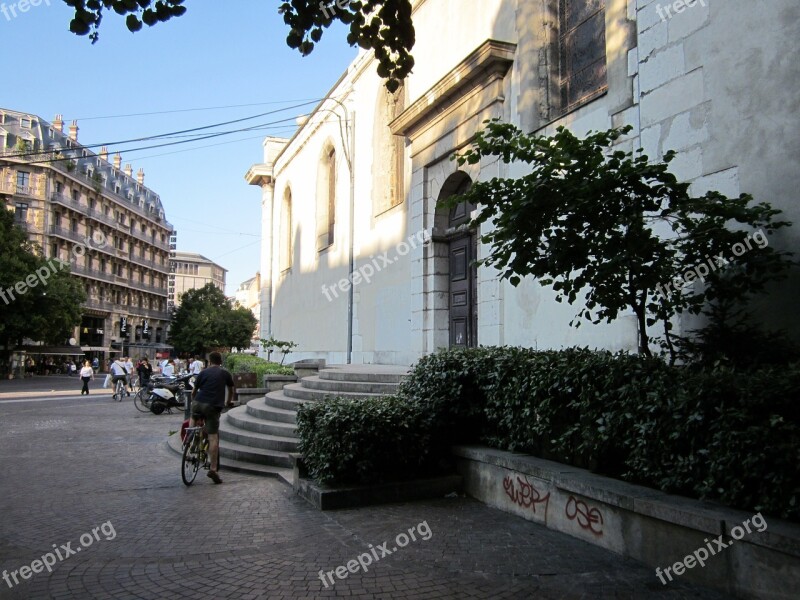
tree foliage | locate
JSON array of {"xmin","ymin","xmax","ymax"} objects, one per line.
[
  {"xmin": 0, "ymin": 206, "xmax": 86, "ymax": 354},
  {"xmin": 449, "ymin": 120, "xmax": 794, "ymax": 357},
  {"xmin": 168, "ymin": 283, "xmax": 257, "ymax": 355},
  {"xmin": 63, "ymin": 0, "xmax": 415, "ymax": 91}
]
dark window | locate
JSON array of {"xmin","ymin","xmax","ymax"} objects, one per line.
[
  {"xmin": 14, "ymin": 202, "xmax": 28, "ymax": 222},
  {"xmin": 558, "ymin": 0, "xmax": 607, "ymax": 114},
  {"xmin": 16, "ymin": 171, "xmax": 30, "ymax": 193}
]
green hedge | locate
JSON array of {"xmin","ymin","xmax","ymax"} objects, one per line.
[
  {"xmin": 297, "ymin": 346, "xmax": 800, "ymax": 520},
  {"xmin": 296, "ymin": 395, "xmax": 432, "ymax": 484},
  {"xmin": 222, "ymin": 353, "xmax": 294, "ymax": 381}
]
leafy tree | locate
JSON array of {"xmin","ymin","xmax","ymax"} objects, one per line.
[
  {"xmin": 449, "ymin": 120, "xmax": 793, "ymax": 357},
  {"xmin": 63, "ymin": 0, "xmax": 415, "ymax": 92},
  {"xmin": 169, "ymin": 283, "xmax": 257, "ymax": 355},
  {"xmin": 0, "ymin": 206, "xmax": 86, "ymax": 362}
]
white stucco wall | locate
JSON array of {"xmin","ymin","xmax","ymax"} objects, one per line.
[{"xmin": 250, "ymin": 0, "xmax": 800, "ymax": 365}]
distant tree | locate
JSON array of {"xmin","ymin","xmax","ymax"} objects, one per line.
[
  {"xmin": 169, "ymin": 283, "xmax": 257, "ymax": 355},
  {"xmin": 63, "ymin": 0, "xmax": 415, "ymax": 91},
  {"xmin": 0, "ymin": 206, "xmax": 86, "ymax": 362},
  {"xmin": 449, "ymin": 120, "xmax": 794, "ymax": 358}
]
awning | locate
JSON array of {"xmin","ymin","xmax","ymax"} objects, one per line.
[
  {"xmin": 81, "ymin": 346, "xmax": 121, "ymax": 353},
  {"xmin": 16, "ymin": 345, "xmax": 85, "ymax": 356}
]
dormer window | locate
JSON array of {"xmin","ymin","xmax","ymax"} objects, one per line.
[{"xmin": 20, "ymin": 118, "xmax": 31, "ymax": 128}]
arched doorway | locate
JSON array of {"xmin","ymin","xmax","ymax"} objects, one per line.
[{"xmin": 436, "ymin": 172, "xmax": 478, "ymax": 348}]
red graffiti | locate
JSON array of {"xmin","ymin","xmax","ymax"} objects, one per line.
[
  {"xmin": 503, "ymin": 475, "xmax": 551, "ymax": 516},
  {"xmin": 565, "ymin": 495, "xmax": 604, "ymax": 536}
]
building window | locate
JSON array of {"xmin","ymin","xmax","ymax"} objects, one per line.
[
  {"xmin": 55, "ymin": 181, "xmax": 63, "ymax": 195},
  {"xmin": 16, "ymin": 171, "xmax": 30, "ymax": 193},
  {"xmin": 20, "ymin": 118, "xmax": 31, "ymax": 128},
  {"xmin": 71, "ymin": 218, "xmax": 78, "ymax": 233},
  {"xmin": 72, "ymin": 189, "xmax": 80, "ymax": 203},
  {"xmin": 280, "ymin": 187, "xmax": 293, "ymax": 271},
  {"xmin": 14, "ymin": 202, "xmax": 28, "ymax": 223},
  {"xmin": 373, "ymin": 84, "xmax": 406, "ymax": 215},
  {"xmin": 557, "ymin": 0, "xmax": 607, "ymax": 115},
  {"xmin": 316, "ymin": 145, "xmax": 336, "ymax": 250}
]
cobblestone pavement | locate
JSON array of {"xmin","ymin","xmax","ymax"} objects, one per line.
[{"xmin": 0, "ymin": 378, "xmax": 727, "ymax": 599}]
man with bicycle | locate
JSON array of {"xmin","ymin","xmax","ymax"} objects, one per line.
[
  {"xmin": 109, "ymin": 357, "xmax": 130, "ymax": 397},
  {"xmin": 189, "ymin": 351, "xmax": 235, "ymax": 484}
]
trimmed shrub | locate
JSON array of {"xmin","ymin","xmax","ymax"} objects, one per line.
[
  {"xmin": 296, "ymin": 395, "xmax": 432, "ymax": 485},
  {"xmin": 222, "ymin": 353, "xmax": 294, "ymax": 381}
]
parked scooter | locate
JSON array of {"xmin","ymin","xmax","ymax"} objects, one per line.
[{"xmin": 149, "ymin": 373, "xmax": 194, "ymax": 415}]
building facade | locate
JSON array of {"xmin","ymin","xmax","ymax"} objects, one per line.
[
  {"xmin": 247, "ymin": 0, "xmax": 800, "ymax": 366},
  {"xmin": 170, "ymin": 251, "xmax": 226, "ymax": 306},
  {"xmin": 234, "ymin": 273, "xmax": 262, "ymax": 353},
  {"xmin": 0, "ymin": 109, "xmax": 173, "ymax": 360}
]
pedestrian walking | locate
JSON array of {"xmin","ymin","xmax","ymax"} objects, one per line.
[{"xmin": 79, "ymin": 360, "xmax": 94, "ymax": 395}]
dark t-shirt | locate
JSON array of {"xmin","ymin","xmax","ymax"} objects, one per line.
[{"xmin": 193, "ymin": 366, "xmax": 234, "ymax": 408}]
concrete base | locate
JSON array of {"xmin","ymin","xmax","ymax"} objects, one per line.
[
  {"xmin": 235, "ymin": 387, "xmax": 268, "ymax": 405},
  {"xmin": 263, "ymin": 374, "xmax": 297, "ymax": 392},
  {"xmin": 295, "ymin": 474, "xmax": 463, "ymax": 510},
  {"xmin": 453, "ymin": 445, "xmax": 800, "ymax": 600}
]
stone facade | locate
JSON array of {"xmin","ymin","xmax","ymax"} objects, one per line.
[{"xmin": 247, "ymin": 0, "xmax": 800, "ymax": 365}]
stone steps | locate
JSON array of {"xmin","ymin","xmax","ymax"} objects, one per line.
[{"xmin": 217, "ymin": 365, "xmax": 409, "ymax": 478}]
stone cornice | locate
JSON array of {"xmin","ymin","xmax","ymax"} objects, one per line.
[
  {"xmin": 244, "ymin": 164, "xmax": 274, "ymax": 187},
  {"xmin": 390, "ymin": 40, "xmax": 516, "ymax": 139}
]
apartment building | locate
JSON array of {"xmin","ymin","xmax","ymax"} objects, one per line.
[
  {"xmin": 170, "ymin": 251, "xmax": 226, "ymax": 307},
  {"xmin": 0, "ymin": 109, "xmax": 173, "ymax": 360}
]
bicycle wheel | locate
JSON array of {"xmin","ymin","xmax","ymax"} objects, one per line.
[
  {"xmin": 181, "ymin": 432, "xmax": 200, "ymax": 486},
  {"xmin": 133, "ymin": 389, "xmax": 151, "ymax": 412},
  {"xmin": 114, "ymin": 380, "xmax": 124, "ymax": 402}
]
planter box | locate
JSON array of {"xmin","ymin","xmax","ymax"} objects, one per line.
[
  {"xmin": 235, "ymin": 387, "xmax": 267, "ymax": 406},
  {"xmin": 292, "ymin": 358, "xmax": 326, "ymax": 380},
  {"xmin": 263, "ymin": 373, "xmax": 298, "ymax": 391},
  {"xmin": 453, "ymin": 445, "xmax": 800, "ymax": 600},
  {"xmin": 233, "ymin": 372, "xmax": 258, "ymax": 388}
]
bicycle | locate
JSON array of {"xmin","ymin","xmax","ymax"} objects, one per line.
[
  {"xmin": 112, "ymin": 377, "xmax": 127, "ymax": 402},
  {"xmin": 181, "ymin": 405, "xmax": 230, "ymax": 486},
  {"xmin": 181, "ymin": 416, "xmax": 211, "ymax": 486}
]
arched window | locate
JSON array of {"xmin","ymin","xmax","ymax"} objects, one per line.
[
  {"xmin": 316, "ymin": 144, "xmax": 336, "ymax": 250},
  {"xmin": 373, "ymin": 83, "xmax": 406, "ymax": 215},
  {"xmin": 279, "ymin": 187, "xmax": 293, "ymax": 271}
]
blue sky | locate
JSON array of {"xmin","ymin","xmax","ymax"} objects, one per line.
[{"xmin": 0, "ymin": 0, "xmax": 356, "ymax": 294}]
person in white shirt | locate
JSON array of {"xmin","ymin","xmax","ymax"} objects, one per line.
[
  {"xmin": 79, "ymin": 360, "xmax": 94, "ymax": 395},
  {"xmin": 124, "ymin": 356, "xmax": 135, "ymax": 391},
  {"xmin": 162, "ymin": 359, "xmax": 175, "ymax": 377},
  {"xmin": 189, "ymin": 356, "xmax": 204, "ymax": 375},
  {"xmin": 109, "ymin": 358, "xmax": 129, "ymax": 396}
]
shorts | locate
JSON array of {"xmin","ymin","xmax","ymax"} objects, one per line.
[
  {"xmin": 191, "ymin": 401, "xmax": 222, "ymax": 435},
  {"xmin": 111, "ymin": 375, "xmax": 127, "ymax": 384}
]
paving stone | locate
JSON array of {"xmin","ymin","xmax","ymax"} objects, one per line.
[{"xmin": 0, "ymin": 377, "xmax": 726, "ymax": 599}]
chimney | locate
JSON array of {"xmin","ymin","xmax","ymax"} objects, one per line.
[
  {"xmin": 99, "ymin": 146, "xmax": 108, "ymax": 162},
  {"xmin": 53, "ymin": 114, "xmax": 64, "ymax": 133},
  {"xmin": 113, "ymin": 153, "xmax": 122, "ymax": 169},
  {"xmin": 137, "ymin": 168, "xmax": 145, "ymax": 185},
  {"xmin": 68, "ymin": 120, "xmax": 79, "ymax": 142},
  {"xmin": 124, "ymin": 163, "xmax": 133, "ymax": 177}
]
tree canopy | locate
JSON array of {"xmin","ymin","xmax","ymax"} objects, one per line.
[
  {"xmin": 449, "ymin": 120, "xmax": 794, "ymax": 358},
  {"xmin": 168, "ymin": 283, "xmax": 258, "ymax": 355},
  {"xmin": 63, "ymin": 0, "xmax": 415, "ymax": 92},
  {"xmin": 0, "ymin": 205, "xmax": 86, "ymax": 354}
]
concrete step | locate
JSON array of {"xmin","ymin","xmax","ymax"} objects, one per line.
[
  {"xmin": 226, "ymin": 406, "xmax": 298, "ymax": 438},
  {"xmin": 283, "ymin": 382, "xmax": 384, "ymax": 402},
  {"xmin": 319, "ymin": 366, "xmax": 409, "ymax": 384},
  {"xmin": 219, "ymin": 415, "xmax": 298, "ymax": 452},
  {"xmin": 218, "ymin": 438, "xmax": 295, "ymax": 469},
  {"xmin": 246, "ymin": 398, "xmax": 299, "ymax": 424},
  {"xmin": 218, "ymin": 456, "xmax": 294, "ymax": 486},
  {"xmin": 301, "ymin": 375, "xmax": 400, "ymax": 395},
  {"xmin": 264, "ymin": 389, "xmax": 317, "ymax": 411}
]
